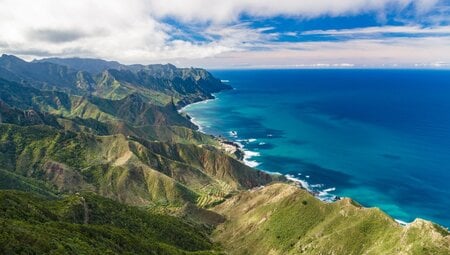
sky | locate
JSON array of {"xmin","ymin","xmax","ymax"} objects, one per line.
[{"xmin": 1, "ymin": 0, "xmax": 450, "ymax": 68}]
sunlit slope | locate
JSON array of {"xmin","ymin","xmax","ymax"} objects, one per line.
[
  {"xmin": 0, "ymin": 124, "xmax": 277, "ymax": 207},
  {"xmin": 212, "ymin": 183, "xmax": 450, "ymax": 255}
]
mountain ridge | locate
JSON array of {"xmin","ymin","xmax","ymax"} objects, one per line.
[
  {"xmin": 213, "ymin": 183, "xmax": 450, "ymax": 255},
  {"xmin": 1, "ymin": 54, "xmax": 231, "ymax": 106}
]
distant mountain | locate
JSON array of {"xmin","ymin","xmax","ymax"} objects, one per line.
[
  {"xmin": 0, "ymin": 54, "xmax": 93, "ymax": 92},
  {"xmin": 1, "ymin": 54, "xmax": 231, "ymax": 106},
  {"xmin": 33, "ymin": 57, "xmax": 124, "ymax": 74}
]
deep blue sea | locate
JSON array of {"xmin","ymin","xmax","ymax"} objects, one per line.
[{"xmin": 182, "ymin": 69, "xmax": 450, "ymax": 227}]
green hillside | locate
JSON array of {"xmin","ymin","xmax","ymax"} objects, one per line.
[
  {"xmin": 0, "ymin": 78, "xmax": 196, "ymax": 129},
  {"xmin": 212, "ymin": 183, "xmax": 450, "ymax": 255},
  {"xmin": 0, "ymin": 190, "xmax": 221, "ymax": 254},
  {"xmin": 0, "ymin": 123, "xmax": 276, "ymax": 207}
]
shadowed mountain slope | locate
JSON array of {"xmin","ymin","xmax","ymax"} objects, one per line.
[
  {"xmin": 0, "ymin": 78, "xmax": 196, "ymax": 128},
  {"xmin": 1, "ymin": 54, "xmax": 231, "ymax": 105}
]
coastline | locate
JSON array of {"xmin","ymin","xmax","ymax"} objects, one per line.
[
  {"xmin": 179, "ymin": 90, "xmax": 342, "ymax": 204},
  {"xmin": 178, "ymin": 87, "xmax": 447, "ymax": 228},
  {"xmin": 179, "ymin": 94, "xmax": 247, "ymax": 161},
  {"xmin": 178, "ymin": 98, "xmax": 216, "ymax": 133}
]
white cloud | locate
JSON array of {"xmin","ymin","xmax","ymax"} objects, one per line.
[
  {"xmin": 0, "ymin": 0, "xmax": 270, "ymax": 63},
  {"xmin": 0, "ymin": 0, "xmax": 169, "ymax": 62},
  {"xmin": 301, "ymin": 25, "xmax": 450, "ymax": 36},
  {"xmin": 0, "ymin": 0, "xmax": 449, "ymax": 68},
  {"xmin": 148, "ymin": 0, "xmax": 441, "ymax": 23},
  {"xmin": 173, "ymin": 36, "xmax": 450, "ymax": 69}
]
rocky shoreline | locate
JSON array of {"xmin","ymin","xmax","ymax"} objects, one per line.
[{"xmin": 216, "ymin": 136, "xmax": 245, "ymax": 160}]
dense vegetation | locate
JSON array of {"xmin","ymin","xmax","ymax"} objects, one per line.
[
  {"xmin": 0, "ymin": 190, "xmax": 221, "ymax": 254},
  {"xmin": 0, "ymin": 55, "xmax": 448, "ymax": 254}
]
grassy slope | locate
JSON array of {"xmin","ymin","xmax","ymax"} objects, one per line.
[
  {"xmin": 0, "ymin": 75, "xmax": 219, "ymax": 148},
  {"xmin": 212, "ymin": 183, "xmax": 450, "ymax": 255},
  {"xmin": 0, "ymin": 78, "xmax": 195, "ymax": 129},
  {"xmin": 0, "ymin": 76, "xmax": 275, "ymax": 208},
  {"xmin": 0, "ymin": 190, "xmax": 221, "ymax": 255},
  {"xmin": 0, "ymin": 124, "xmax": 276, "ymax": 207}
]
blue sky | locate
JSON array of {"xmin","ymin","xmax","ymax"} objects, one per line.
[{"xmin": 1, "ymin": 0, "xmax": 450, "ymax": 68}]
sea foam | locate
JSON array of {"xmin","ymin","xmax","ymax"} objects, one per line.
[
  {"xmin": 395, "ymin": 219, "xmax": 410, "ymax": 226},
  {"xmin": 189, "ymin": 117, "xmax": 204, "ymax": 132},
  {"xmin": 285, "ymin": 174, "xmax": 337, "ymax": 202},
  {"xmin": 243, "ymin": 150, "xmax": 261, "ymax": 168}
]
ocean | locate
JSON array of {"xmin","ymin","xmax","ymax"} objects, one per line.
[{"xmin": 181, "ymin": 69, "xmax": 450, "ymax": 227}]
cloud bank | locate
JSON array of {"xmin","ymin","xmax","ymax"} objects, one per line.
[
  {"xmin": 149, "ymin": 0, "xmax": 439, "ymax": 22},
  {"xmin": 0, "ymin": 0, "xmax": 449, "ymax": 68}
]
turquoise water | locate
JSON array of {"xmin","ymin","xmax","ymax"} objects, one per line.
[{"xmin": 182, "ymin": 69, "xmax": 450, "ymax": 227}]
